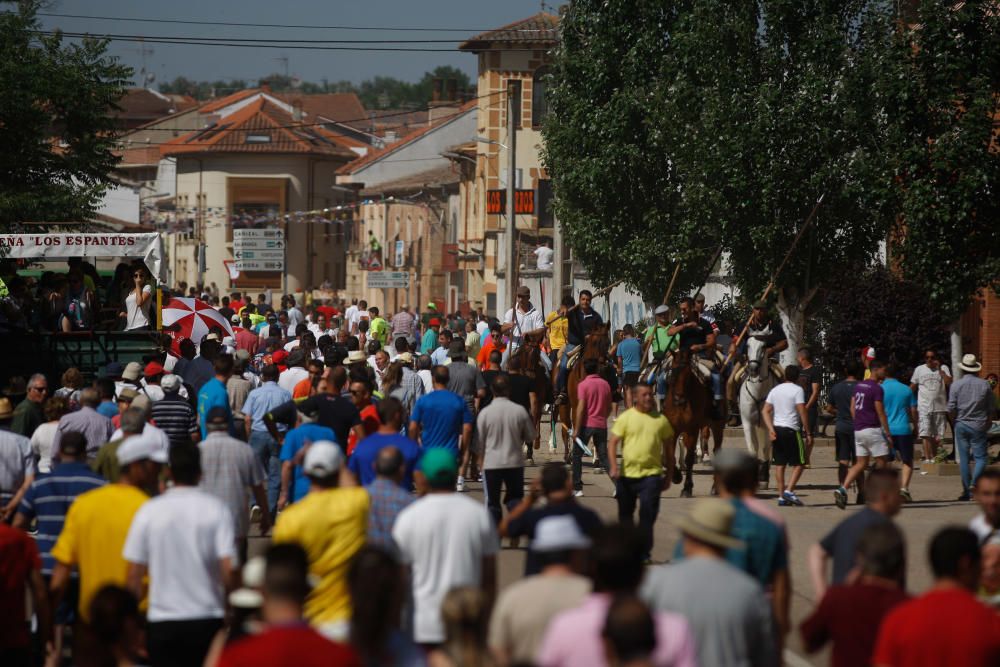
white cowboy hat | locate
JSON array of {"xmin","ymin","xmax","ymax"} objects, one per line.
[{"xmin": 959, "ymin": 353, "xmax": 982, "ymax": 373}]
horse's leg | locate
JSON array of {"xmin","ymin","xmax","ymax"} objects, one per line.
[{"xmin": 680, "ymin": 432, "xmax": 697, "ymax": 498}]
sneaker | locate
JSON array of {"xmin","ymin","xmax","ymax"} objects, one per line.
[
  {"xmin": 612, "ymin": 487, "xmax": 618, "ymax": 499},
  {"xmin": 476, "ymin": 472, "xmax": 483, "ymax": 483},
  {"xmin": 573, "ymin": 489, "xmax": 584, "ymax": 497},
  {"xmin": 456, "ymin": 476, "xmax": 465, "ymax": 492},
  {"xmin": 778, "ymin": 497, "xmax": 791, "ymax": 506},
  {"xmin": 899, "ymin": 488, "xmax": 913, "ymax": 503},
  {"xmin": 833, "ymin": 487, "xmax": 848, "ymax": 510},
  {"xmin": 250, "ymin": 505, "xmax": 262, "ymax": 524},
  {"xmin": 782, "ymin": 490, "xmax": 804, "ymax": 506},
  {"xmin": 957, "ymin": 493, "xmax": 971, "ymax": 502},
  {"xmin": 593, "ymin": 467, "xmax": 605, "ymax": 475}
]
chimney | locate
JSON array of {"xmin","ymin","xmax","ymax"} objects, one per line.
[{"xmin": 260, "ymin": 80, "xmax": 271, "ymax": 93}]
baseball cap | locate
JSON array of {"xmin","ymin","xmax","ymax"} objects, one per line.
[
  {"xmin": 144, "ymin": 361, "xmax": 164, "ymax": 377},
  {"xmin": 118, "ymin": 387, "xmax": 139, "ymax": 402},
  {"xmin": 104, "ymin": 361, "xmax": 124, "ymax": 378},
  {"xmin": 429, "ymin": 318, "xmax": 441, "ymax": 327},
  {"xmin": 131, "ymin": 394, "xmax": 152, "ymax": 413},
  {"xmin": 418, "ymin": 448, "xmax": 458, "ymax": 487},
  {"xmin": 117, "ymin": 433, "xmax": 168, "ymax": 466},
  {"xmin": 426, "ymin": 302, "xmax": 436, "ymax": 309},
  {"xmin": 161, "ymin": 374, "xmax": 182, "ymax": 393},
  {"xmin": 303, "ymin": 441, "xmax": 344, "ymax": 478},
  {"xmin": 532, "ymin": 515, "xmax": 592, "ymax": 552},
  {"xmin": 865, "ymin": 346, "xmax": 877, "ymax": 360},
  {"xmin": 231, "ymin": 313, "xmax": 241, "ymax": 324},
  {"xmin": 654, "ymin": 304, "xmax": 669, "ymax": 316},
  {"xmin": 122, "ymin": 361, "xmax": 143, "ymax": 381}
]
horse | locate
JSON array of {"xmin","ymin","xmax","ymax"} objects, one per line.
[
  {"xmin": 731, "ymin": 334, "xmax": 781, "ymax": 488},
  {"xmin": 661, "ymin": 348, "xmax": 716, "ymax": 498},
  {"xmin": 554, "ymin": 324, "xmax": 612, "ymax": 462},
  {"xmin": 508, "ymin": 334, "xmax": 550, "ymax": 457}
]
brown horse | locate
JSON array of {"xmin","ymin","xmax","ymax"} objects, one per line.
[
  {"xmin": 661, "ymin": 348, "xmax": 716, "ymax": 497},
  {"xmin": 554, "ymin": 324, "xmax": 612, "ymax": 462},
  {"xmin": 509, "ymin": 335, "xmax": 549, "ymax": 454}
]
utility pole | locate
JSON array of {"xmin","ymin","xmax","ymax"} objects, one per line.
[{"xmin": 505, "ymin": 81, "xmax": 518, "ymax": 306}]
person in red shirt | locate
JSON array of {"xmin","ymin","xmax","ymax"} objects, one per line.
[
  {"xmin": 293, "ymin": 360, "xmax": 325, "ymax": 399},
  {"xmin": 346, "ymin": 378, "xmax": 380, "ymax": 455},
  {"xmin": 572, "ymin": 358, "xmax": 612, "ymax": 495},
  {"xmin": 873, "ymin": 526, "xmax": 1000, "ymax": 667},
  {"xmin": 800, "ymin": 522, "xmax": 909, "ymax": 667},
  {"xmin": 0, "ymin": 523, "xmax": 50, "ymax": 663},
  {"xmin": 476, "ymin": 322, "xmax": 506, "ymax": 370},
  {"xmin": 218, "ymin": 543, "xmax": 359, "ymax": 667}
]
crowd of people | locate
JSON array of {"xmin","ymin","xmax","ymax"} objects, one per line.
[{"xmin": 1, "ymin": 285, "xmax": 999, "ymax": 667}]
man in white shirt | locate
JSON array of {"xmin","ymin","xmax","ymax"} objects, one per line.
[
  {"xmin": 534, "ymin": 240, "xmax": 554, "ymax": 270},
  {"xmin": 344, "ymin": 299, "xmax": 359, "ymax": 334},
  {"xmin": 501, "ymin": 285, "xmax": 547, "ymax": 368},
  {"xmin": 278, "ymin": 349, "xmax": 310, "ymax": 393},
  {"xmin": 392, "ymin": 448, "xmax": 498, "ymax": 645},
  {"xmin": 124, "ymin": 442, "xmax": 236, "ymax": 666},
  {"xmin": 285, "ymin": 296, "xmax": 304, "ymax": 331},
  {"xmin": 909, "ymin": 348, "xmax": 952, "ymax": 462},
  {"xmin": 762, "ymin": 365, "xmax": 812, "ymax": 506}
]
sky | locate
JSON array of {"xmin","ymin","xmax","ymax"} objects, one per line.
[{"xmin": 36, "ymin": 0, "xmax": 561, "ymax": 87}]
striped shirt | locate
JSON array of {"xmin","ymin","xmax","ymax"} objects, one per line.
[
  {"xmin": 17, "ymin": 461, "xmax": 105, "ymax": 574},
  {"xmin": 150, "ymin": 394, "xmax": 198, "ymax": 447}
]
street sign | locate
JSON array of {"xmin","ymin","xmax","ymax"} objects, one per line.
[
  {"xmin": 233, "ymin": 228, "xmax": 283, "ymax": 239},
  {"xmin": 234, "ymin": 260, "xmax": 285, "ymax": 271},
  {"xmin": 234, "ymin": 249, "xmax": 285, "ymax": 260},
  {"xmin": 367, "ymin": 271, "xmax": 409, "ymax": 289},
  {"xmin": 233, "ymin": 238, "xmax": 285, "ymax": 250},
  {"xmin": 486, "ymin": 189, "xmax": 535, "ymax": 215},
  {"xmin": 233, "ymin": 228, "xmax": 284, "ymax": 270}
]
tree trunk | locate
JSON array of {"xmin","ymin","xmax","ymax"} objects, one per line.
[
  {"xmin": 950, "ymin": 319, "xmax": 963, "ymax": 380},
  {"xmin": 776, "ymin": 288, "xmax": 815, "ymax": 366}
]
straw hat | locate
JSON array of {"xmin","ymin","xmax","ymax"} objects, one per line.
[{"xmin": 675, "ymin": 498, "xmax": 744, "ymax": 550}]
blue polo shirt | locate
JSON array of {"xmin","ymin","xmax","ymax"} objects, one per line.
[
  {"xmin": 409, "ymin": 389, "xmax": 473, "ymax": 455},
  {"xmin": 197, "ymin": 377, "xmax": 232, "ymax": 439},
  {"xmin": 348, "ymin": 432, "xmax": 420, "ymax": 489},
  {"xmin": 616, "ymin": 337, "xmax": 642, "ymax": 373},
  {"xmin": 242, "ymin": 381, "xmax": 293, "ymax": 433},
  {"xmin": 882, "ymin": 378, "xmax": 917, "ymax": 436},
  {"xmin": 279, "ymin": 423, "xmax": 336, "ymax": 502},
  {"xmin": 17, "ymin": 462, "xmax": 105, "ymax": 574}
]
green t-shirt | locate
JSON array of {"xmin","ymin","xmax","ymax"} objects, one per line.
[
  {"xmin": 370, "ymin": 317, "xmax": 389, "ymax": 345},
  {"xmin": 644, "ymin": 325, "xmax": 678, "ymax": 359}
]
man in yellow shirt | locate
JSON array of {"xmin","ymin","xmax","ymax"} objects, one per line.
[
  {"xmin": 49, "ymin": 433, "xmax": 165, "ymax": 624},
  {"xmin": 545, "ymin": 295, "xmax": 574, "ymax": 367},
  {"xmin": 272, "ymin": 440, "xmax": 368, "ymax": 642},
  {"xmin": 608, "ymin": 383, "xmax": 674, "ymax": 561}
]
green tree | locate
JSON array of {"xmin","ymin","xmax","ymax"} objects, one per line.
[{"xmin": 0, "ymin": 1, "xmax": 131, "ymax": 225}]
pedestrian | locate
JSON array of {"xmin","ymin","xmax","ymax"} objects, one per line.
[
  {"xmin": 421, "ymin": 318, "xmax": 441, "ymax": 355},
  {"xmin": 545, "ymin": 295, "xmax": 574, "ymax": 369},
  {"xmin": 601, "ymin": 596, "xmax": 659, "ymax": 667},
  {"xmin": 0, "ymin": 398, "xmax": 34, "ymax": 521},
  {"xmin": 54, "ymin": 367, "xmax": 84, "ymax": 410},
  {"xmin": 149, "ymin": 374, "xmax": 199, "ymax": 448},
  {"xmin": 573, "ymin": 358, "xmax": 613, "ymax": 494},
  {"xmin": 123, "ymin": 443, "xmax": 236, "ymax": 667},
  {"xmin": 970, "ymin": 470, "xmax": 1000, "ymax": 544},
  {"xmin": 0, "ymin": 514, "xmax": 50, "ymax": 666},
  {"xmin": 181, "ymin": 338, "xmax": 218, "ymax": 393},
  {"xmin": 808, "ymin": 469, "xmax": 902, "ymax": 598},
  {"xmin": 227, "ymin": 355, "xmax": 253, "ymax": 438},
  {"xmin": 278, "ymin": 349, "xmax": 310, "ymax": 393},
  {"xmin": 445, "ymin": 339, "xmax": 487, "ymax": 416},
  {"xmin": 477, "ymin": 373, "xmax": 536, "ymax": 526},
  {"xmin": 501, "ymin": 285, "xmax": 546, "ymax": 362},
  {"xmin": 872, "ymin": 527, "xmax": 1000, "ymax": 666},
  {"xmin": 11, "ymin": 372, "xmax": 47, "ymax": 438},
  {"xmin": 52, "ymin": 387, "xmax": 113, "ymax": 461},
  {"xmin": 538, "ymin": 524, "xmax": 696, "ymax": 667},
  {"xmin": 49, "ymin": 434, "xmax": 164, "ymax": 629},
  {"xmin": 616, "ymin": 323, "xmax": 642, "ymax": 409},
  {"xmin": 430, "ymin": 328, "xmax": 453, "ymax": 366},
  {"xmin": 267, "ymin": 366, "xmax": 363, "ymax": 453},
  {"xmin": 218, "ymin": 543, "xmax": 361, "ymax": 667},
  {"xmin": 345, "ymin": 377, "xmax": 380, "ymax": 454},
  {"xmin": 347, "ymin": 546, "xmax": 424, "ymax": 666},
  {"xmin": 277, "ymin": 405, "xmax": 336, "ymax": 510},
  {"xmin": 834, "ymin": 359, "xmax": 892, "ymax": 509},
  {"xmin": 408, "ymin": 366, "xmax": 473, "ymax": 490},
  {"xmin": 272, "ymin": 441, "xmax": 369, "ymax": 641},
  {"xmin": 363, "ymin": 446, "xmax": 414, "ymax": 553},
  {"xmin": 93, "ymin": 407, "xmax": 147, "ymax": 482},
  {"xmin": 85, "ymin": 585, "xmax": 145, "ymax": 667},
  {"xmin": 948, "ymin": 354, "xmax": 995, "ymax": 501},
  {"xmin": 347, "ymin": 396, "xmax": 420, "ymax": 489},
  {"xmin": 800, "ymin": 522, "xmax": 909, "ymax": 667},
  {"xmin": 825, "ymin": 359, "xmax": 862, "ymax": 500},
  {"xmin": 489, "ymin": 515, "xmax": 592, "ymax": 665},
  {"xmin": 464, "ymin": 320, "xmax": 481, "ymax": 362},
  {"xmin": 197, "ymin": 354, "xmax": 235, "ymax": 439},
  {"xmin": 391, "ymin": 448, "xmax": 498, "ymax": 647},
  {"xmin": 390, "ymin": 304, "xmax": 417, "ymax": 347},
  {"xmin": 199, "ymin": 407, "xmax": 271, "ymax": 562},
  {"xmin": 642, "ymin": 499, "xmax": 776, "ymax": 667},
  {"xmin": 796, "ymin": 347, "xmax": 822, "ymax": 464},
  {"xmin": 505, "ymin": 356, "xmax": 538, "ymax": 448},
  {"xmin": 94, "ymin": 378, "xmax": 119, "ymax": 418},
  {"xmin": 761, "ymin": 364, "xmax": 811, "ymax": 506},
  {"xmin": 29, "ymin": 395, "xmax": 68, "ymax": 475},
  {"xmin": 882, "ymin": 362, "xmax": 918, "ymax": 502},
  {"xmin": 242, "ymin": 364, "xmax": 293, "ymax": 513},
  {"xmin": 608, "ymin": 383, "xmax": 674, "ymax": 559},
  {"xmin": 909, "ymin": 347, "xmax": 952, "ymax": 462}
]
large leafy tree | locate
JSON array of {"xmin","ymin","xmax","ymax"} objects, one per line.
[{"xmin": 0, "ymin": 1, "xmax": 131, "ymax": 226}]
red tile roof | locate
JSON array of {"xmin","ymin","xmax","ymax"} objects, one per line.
[
  {"xmin": 459, "ymin": 12, "xmax": 560, "ymax": 51},
  {"xmin": 113, "ymin": 88, "xmax": 194, "ymax": 123},
  {"xmin": 199, "ymin": 88, "xmax": 263, "ymax": 113},
  {"xmin": 281, "ymin": 93, "xmax": 368, "ymax": 127},
  {"xmin": 160, "ymin": 98, "xmax": 357, "ymax": 159}
]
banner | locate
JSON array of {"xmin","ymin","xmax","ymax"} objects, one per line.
[{"xmin": 0, "ymin": 233, "xmax": 167, "ymax": 283}]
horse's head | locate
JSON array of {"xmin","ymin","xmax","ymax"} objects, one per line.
[
  {"xmin": 582, "ymin": 324, "xmax": 610, "ymax": 359},
  {"xmin": 746, "ymin": 335, "xmax": 768, "ymax": 377}
]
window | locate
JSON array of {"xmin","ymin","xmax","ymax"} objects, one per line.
[
  {"xmin": 246, "ymin": 133, "xmax": 271, "ymax": 144},
  {"xmin": 537, "ymin": 179, "xmax": 554, "ymax": 228},
  {"xmin": 532, "ymin": 67, "xmax": 551, "ymax": 127}
]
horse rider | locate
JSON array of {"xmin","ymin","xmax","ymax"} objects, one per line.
[
  {"xmin": 726, "ymin": 300, "xmax": 788, "ymax": 403},
  {"xmin": 667, "ymin": 296, "xmax": 723, "ymax": 416},
  {"xmin": 643, "ymin": 304, "xmax": 679, "ymax": 402},
  {"xmin": 694, "ymin": 293, "xmax": 719, "ymax": 331},
  {"xmin": 501, "ymin": 285, "xmax": 547, "ymax": 370},
  {"xmin": 555, "ymin": 289, "xmax": 604, "ymax": 403}
]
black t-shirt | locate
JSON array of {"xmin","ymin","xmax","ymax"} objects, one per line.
[
  {"xmin": 508, "ymin": 374, "xmax": 536, "ymax": 414},
  {"xmin": 268, "ymin": 393, "xmax": 361, "ymax": 450},
  {"xmin": 737, "ymin": 318, "xmax": 787, "ymax": 354},
  {"xmin": 218, "ymin": 307, "xmax": 235, "ymax": 323},
  {"xmin": 828, "ymin": 380, "xmax": 857, "ymax": 433},
  {"xmin": 798, "ymin": 365, "xmax": 823, "ymax": 410},
  {"xmin": 507, "ymin": 501, "xmax": 603, "ymax": 575},
  {"xmin": 480, "ymin": 370, "xmax": 505, "ymax": 410},
  {"xmin": 671, "ymin": 317, "xmax": 714, "ymax": 350}
]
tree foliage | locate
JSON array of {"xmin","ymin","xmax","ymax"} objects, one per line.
[{"xmin": 0, "ymin": 1, "xmax": 131, "ymax": 225}]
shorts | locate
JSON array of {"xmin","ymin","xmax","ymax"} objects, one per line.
[
  {"xmin": 834, "ymin": 431, "xmax": 856, "ymax": 463},
  {"xmin": 855, "ymin": 428, "xmax": 890, "ymax": 458},
  {"xmin": 772, "ymin": 427, "xmax": 805, "ymax": 467},
  {"xmin": 623, "ymin": 371, "xmax": 640, "ymax": 387},
  {"xmin": 892, "ymin": 434, "xmax": 915, "ymax": 466},
  {"xmin": 918, "ymin": 411, "xmax": 948, "ymax": 439}
]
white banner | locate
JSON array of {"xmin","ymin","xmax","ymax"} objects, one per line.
[{"xmin": 0, "ymin": 233, "xmax": 167, "ymax": 283}]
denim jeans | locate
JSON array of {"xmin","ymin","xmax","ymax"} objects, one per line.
[
  {"xmin": 556, "ymin": 342, "xmax": 578, "ymax": 391},
  {"xmin": 615, "ymin": 475, "xmax": 663, "ymax": 559},
  {"xmin": 249, "ymin": 430, "xmax": 281, "ymax": 513},
  {"xmin": 572, "ymin": 427, "xmax": 609, "ymax": 490},
  {"xmin": 955, "ymin": 422, "xmax": 989, "ymax": 495}
]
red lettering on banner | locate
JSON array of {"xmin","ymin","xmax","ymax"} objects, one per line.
[{"xmin": 0, "ymin": 237, "xmax": 24, "ymax": 247}]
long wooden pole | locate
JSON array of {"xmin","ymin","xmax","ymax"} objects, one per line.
[
  {"xmin": 721, "ymin": 193, "xmax": 825, "ymax": 369},
  {"xmin": 661, "ymin": 262, "xmax": 683, "ymax": 305}
]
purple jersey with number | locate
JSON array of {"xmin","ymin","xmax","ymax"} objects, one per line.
[{"xmin": 852, "ymin": 380, "xmax": 883, "ymax": 431}]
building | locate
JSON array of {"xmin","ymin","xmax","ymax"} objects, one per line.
[
  {"xmin": 111, "ymin": 88, "xmax": 198, "ymax": 131},
  {"xmin": 160, "ymin": 89, "xmax": 364, "ymax": 294}
]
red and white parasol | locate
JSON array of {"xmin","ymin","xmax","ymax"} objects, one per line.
[{"xmin": 161, "ymin": 297, "xmax": 235, "ymax": 355}]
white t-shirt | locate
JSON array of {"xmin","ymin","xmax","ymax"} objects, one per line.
[
  {"xmin": 139, "ymin": 380, "xmax": 189, "ymax": 402},
  {"xmin": 123, "ymin": 486, "xmax": 235, "ymax": 622},
  {"xmin": 502, "ymin": 307, "xmax": 545, "ymax": 350},
  {"xmin": 392, "ymin": 494, "xmax": 499, "ymax": 643},
  {"xmin": 534, "ymin": 246, "xmax": 554, "ymax": 270},
  {"xmin": 111, "ymin": 423, "xmax": 171, "ymax": 457},
  {"xmin": 278, "ymin": 367, "xmax": 309, "ymax": 393},
  {"xmin": 124, "ymin": 284, "xmax": 153, "ymax": 330},
  {"xmin": 417, "ymin": 369, "xmax": 434, "ymax": 395},
  {"xmin": 910, "ymin": 364, "xmax": 951, "ymax": 413},
  {"xmin": 344, "ymin": 305, "xmax": 359, "ymax": 331},
  {"xmin": 766, "ymin": 382, "xmax": 805, "ymax": 430},
  {"xmin": 30, "ymin": 422, "xmax": 60, "ymax": 474}
]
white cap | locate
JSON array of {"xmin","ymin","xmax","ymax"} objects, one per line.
[
  {"xmin": 866, "ymin": 347, "xmax": 876, "ymax": 359},
  {"xmin": 531, "ymin": 515, "xmax": 592, "ymax": 552},
  {"xmin": 122, "ymin": 361, "xmax": 143, "ymax": 381},
  {"xmin": 303, "ymin": 441, "xmax": 343, "ymax": 477},
  {"xmin": 161, "ymin": 374, "xmax": 181, "ymax": 393},
  {"xmin": 117, "ymin": 433, "xmax": 168, "ymax": 466}
]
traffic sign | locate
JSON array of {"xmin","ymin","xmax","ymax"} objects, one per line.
[
  {"xmin": 367, "ymin": 271, "xmax": 409, "ymax": 289},
  {"xmin": 234, "ymin": 260, "xmax": 285, "ymax": 271},
  {"xmin": 234, "ymin": 238, "xmax": 285, "ymax": 250},
  {"xmin": 234, "ymin": 249, "xmax": 285, "ymax": 260},
  {"xmin": 233, "ymin": 228, "xmax": 283, "ymax": 239}
]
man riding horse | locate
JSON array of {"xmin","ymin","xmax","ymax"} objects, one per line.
[
  {"xmin": 643, "ymin": 304, "xmax": 679, "ymax": 402},
  {"xmin": 667, "ymin": 297, "xmax": 723, "ymax": 418},
  {"xmin": 501, "ymin": 285, "xmax": 547, "ymax": 368},
  {"xmin": 555, "ymin": 289, "xmax": 604, "ymax": 404},
  {"xmin": 726, "ymin": 300, "xmax": 788, "ymax": 403}
]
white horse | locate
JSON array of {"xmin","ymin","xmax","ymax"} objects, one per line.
[{"xmin": 737, "ymin": 335, "xmax": 779, "ymax": 488}]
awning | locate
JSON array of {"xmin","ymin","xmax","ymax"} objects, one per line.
[{"xmin": 0, "ymin": 233, "xmax": 167, "ymax": 283}]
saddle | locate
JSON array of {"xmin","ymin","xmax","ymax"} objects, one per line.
[{"xmin": 565, "ymin": 344, "xmax": 583, "ymax": 371}]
